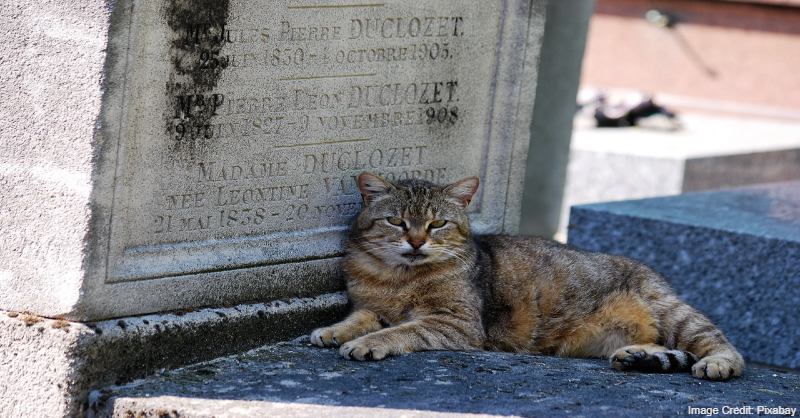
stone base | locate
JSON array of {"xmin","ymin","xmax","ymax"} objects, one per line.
[
  {"xmin": 568, "ymin": 181, "xmax": 800, "ymax": 368},
  {"xmin": 91, "ymin": 340, "xmax": 800, "ymax": 417},
  {"xmin": 0, "ymin": 293, "xmax": 348, "ymax": 417},
  {"xmin": 559, "ymin": 114, "xmax": 800, "ymax": 237}
]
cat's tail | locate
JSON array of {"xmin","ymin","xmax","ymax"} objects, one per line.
[
  {"xmin": 611, "ymin": 345, "xmax": 698, "ymax": 373},
  {"xmin": 600, "ymin": 262, "xmax": 744, "ymax": 380},
  {"xmin": 660, "ymin": 297, "xmax": 745, "ymax": 380},
  {"xmin": 610, "ymin": 297, "xmax": 744, "ymax": 380}
]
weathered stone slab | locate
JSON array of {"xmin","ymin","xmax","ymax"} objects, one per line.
[
  {"xmin": 1, "ymin": 0, "xmax": 546, "ymax": 321},
  {"xmin": 558, "ymin": 114, "xmax": 800, "ymax": 237},
  {"xmin": 0, "ymin": 293, "xmax": 347, "ymax": 418},
  {"xmin": 91, "ymin": 339, "xmax": 800, "ymax": 418},
  {"xmin": 568, "ymin": 181, "xmax": 800, "ymax": 369}
]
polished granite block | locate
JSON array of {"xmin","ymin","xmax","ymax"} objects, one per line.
[{"xmin": 568, "ymin": 181, "xmax": 800, "ymax": 368}]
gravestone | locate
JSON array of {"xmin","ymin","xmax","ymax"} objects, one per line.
[
  {"xmin": 1, "ymin": 0, "xmax": 550, "ymax": 416},
  {"xmin": 2, "ymin": 0, "xmax": 543, "ymax": 322}
]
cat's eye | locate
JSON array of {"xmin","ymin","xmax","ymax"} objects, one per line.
[
  {"xmin": 429, "ymin": 220, "xmax": 448, "ymax": 229},
  {"xmin": 386, "ymin": 217, "xmax": 405, "ymax": 227}
]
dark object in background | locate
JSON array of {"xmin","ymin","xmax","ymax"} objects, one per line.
[
  {"xmin": 577, "ymin": 91, "xmax": 681, "ymax": 131},
  {"xmin": 594, "ymin": 96, "xmax": 677, "ymax": 128}
]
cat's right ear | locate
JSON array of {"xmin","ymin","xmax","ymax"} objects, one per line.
[
  {"xmin": 443, "ymin": 176, "xmax": 480, "ymax": 208},
  {"xmin": 357, "ymin": 172, "xmax": 394, "ymax": 206}
]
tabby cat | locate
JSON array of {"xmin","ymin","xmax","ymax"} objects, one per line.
[{"xmin": 310, "ymin": 172, "xmax": 744, "ymax": 381}]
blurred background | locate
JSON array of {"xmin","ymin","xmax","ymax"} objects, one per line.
[
  {"xmin": 520, "ymin": 0, "xmax": 800, "ymax": 370},
  {"xmin": 521, "ymin": 0, "xmax": 800, "ymax": 241}
]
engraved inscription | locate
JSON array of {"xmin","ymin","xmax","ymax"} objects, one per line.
[{"xmin": 108, "ymin": 0, "xmax": 505, "ymax": 282}]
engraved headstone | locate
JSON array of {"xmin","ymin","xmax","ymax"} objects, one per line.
[
  {"xmin": 2, "ymin": 0, "xmax": 545, "ymax": 321},
  {"xmin": 1, "ymin": 1, "xmax": 560, "ymax": 415}
]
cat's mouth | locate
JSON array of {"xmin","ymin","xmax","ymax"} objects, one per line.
[{"xmin": 401, "ymin": 252, "xmax": 428, "ymax": 263}]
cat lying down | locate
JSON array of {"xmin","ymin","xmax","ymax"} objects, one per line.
[{"xmin": 311, "ymin": 172, "xmax": 744, "ymax": 381}]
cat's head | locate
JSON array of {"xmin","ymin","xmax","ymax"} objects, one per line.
[{"xmin": 350, "ymin": 172, "xmax": 479, "ymax": 268}]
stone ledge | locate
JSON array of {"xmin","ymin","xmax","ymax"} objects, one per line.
[
  {"xmin": 567, "ymin": 181, "xmax": 800, "ymax": 369},
  {"xmin": 92, "ymin": 340, "xmax": 800, "ymax": 417},
  {"xmin": 0, "ymin": 293, "xmax": 348, "ymax": 417},
  {"xmin": 560, "ymin": 114, "xmax": 800, "ymax": 237}
]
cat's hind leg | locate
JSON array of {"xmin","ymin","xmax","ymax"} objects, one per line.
[
  {"xmin": 310, "ymin": 309, "xmax": 384, "ymax": 347},
  {"xmin": 611, "ymin": 344, "xmax": 698, "ymax": 373},
  {"xmin": 552, "ymin": 293, "xmax": 700, "ymax": 375}
]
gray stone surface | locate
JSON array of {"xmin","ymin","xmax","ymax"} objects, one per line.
[
  {"xmin": 568, "ymin": 181, "xmax": 800, "ymax": 369},
  {"xmin": 1, "ymin": 0, "xmax": 549, "ymax": 321},
  {"xmin": 0, "ymin": 293, "xmax": 348, "ymax": 418},
  {"xmin": 558, "ymin": 114, "xmax": 800, "ymax": 238},
  {"xmin": 519, "ymin": 0, "xmax": 592, "ymax": 238},
  {"xmin": 92, "ymin": 339, "xmax": 800, "ymax": 417},
  {"xmin": 0, "ymin": 0, "xmax": 113, "ymax": 323}
]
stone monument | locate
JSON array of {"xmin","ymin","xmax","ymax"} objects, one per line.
[{"xmin": 1, "ymin": 0, "xmax": 550, "ymax": 416}]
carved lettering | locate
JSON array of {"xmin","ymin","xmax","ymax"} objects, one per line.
[
  {"xmin": 349, "ymin": 17, "xmax": 465, "ymax": 40},
  {"xmin": 197, "ymin": 161, "xmax": 288, "ymax": 182},
  {"xmin": 138, "ymin": 3, "xmax": 494, "ymax": 241}
]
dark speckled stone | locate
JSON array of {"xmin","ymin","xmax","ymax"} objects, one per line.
[
  {"xmin": 92, "ymin": 339, "xmax": 800, "ymax": 418},
  {"xmin": 568, "ymin": 181, "xmax": 800, "ymax": 369}
]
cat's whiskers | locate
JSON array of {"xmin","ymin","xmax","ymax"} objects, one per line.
[
  {"xmin": 358, "ymin": 242, "xmax": 393, "ymax": 258},
  {"xmin": 430, "ymin": 246, "xmax": 472, "ymax": 272},
  {"xmin": 358, "ymin": 241, "xmax": 412, "ymax": 267}
]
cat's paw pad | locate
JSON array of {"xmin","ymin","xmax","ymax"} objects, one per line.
[
  {"xmin": 310, "ymin": 327, "xmax": 340, "ymax": 347},
  {"xmin": 339, "ymin": 339, "xmax": 390, "ymax": 361},
  {"xmin": 692, "ymin": 356, "xmax": 740, "ymax": 381},
  {"xmin": 610, "ymin": 347, "xmax": 649, "ymax": 371}
]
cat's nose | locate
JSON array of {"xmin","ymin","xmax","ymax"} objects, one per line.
[{"xmin": 408, "ymin": 238, "xmax": 426, "ymax": 250}]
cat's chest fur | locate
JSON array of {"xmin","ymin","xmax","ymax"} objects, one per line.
[
  {"xmin": 345, "ymin": 264, "xmax": 476, "ymax": 326},
  {"xmin": 348, "ymin": 282, "xmax": 417, "ymax": 325}
]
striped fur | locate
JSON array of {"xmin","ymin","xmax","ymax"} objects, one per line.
[
  {"xmin": 611, "ymin": 344, "xmax": 698, "ymax": 373},
  {"xmin": 310, "ymin": 173, "xmax": 745, "ymax": 381}
]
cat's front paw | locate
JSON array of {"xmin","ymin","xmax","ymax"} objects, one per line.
[
  {"xmin": 310, "ymin": 327, "xmax": 342, "ymax": 347},
  {"xmin": 692, "ymin": 355, "xmax": 741, "ymax": 381},
  {"xmin": 610, "ymin": 346, "xmax": 650, "ymax": 371},
  {"xmin": 339, "ymin": 337, "xmax": 392, "ymax": 361}
]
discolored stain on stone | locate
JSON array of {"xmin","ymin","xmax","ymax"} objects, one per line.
[
  {"xmin": 21, "ymin": 314, "xmax": 42, "ymax": 327},
  {"xmin": 51, "ymin": 320, "xmax": 71, "ymax": 330},
  {"xmin": 162, "ymin": 0, "xmax": 230, "ymax": 159}
]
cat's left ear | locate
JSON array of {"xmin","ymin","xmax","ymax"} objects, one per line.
[
  {"xmin": 443, "ymin": 176, "xmax": 480, "ymax": 208},
  {"xmin": 357, "ymin": 172, "xmax": 394, "ymax": 206}
]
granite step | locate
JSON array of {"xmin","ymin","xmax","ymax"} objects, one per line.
[
  {"xmin": 90, "ymin": 339, "xmax": 799, "ymax": 417},
  {"xmin": 568, "ymin": 181, "xmax": 800, "ymax": 369}
]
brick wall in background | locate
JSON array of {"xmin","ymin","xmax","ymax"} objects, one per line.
[{"xmin": 582, "ymin": 0, "xmax": 800, "ymax": 112}]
